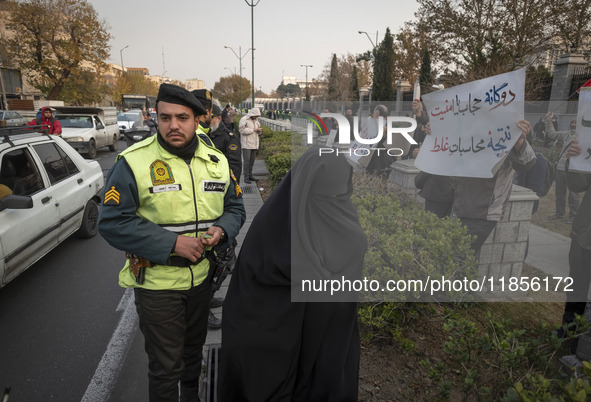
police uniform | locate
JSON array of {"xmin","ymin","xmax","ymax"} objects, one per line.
[
  {"xmin": 209, "ymin": 104, "xmax": 242, "ymax": 183},
  {"xmin": 98, "ymin": 83, "xmax": 245, "ymax": 401}
]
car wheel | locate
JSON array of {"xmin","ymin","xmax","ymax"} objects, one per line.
[
  {"xmin": 77, "ymin": 199, "xmax": 99, "ymax": 238},
  {"xmin": 109, "ymin": 135, "xmax": 118, "ymax": 152},
  {"xmin": 86, "ymin": 139, "xmax": 97, "ymax": 159}
]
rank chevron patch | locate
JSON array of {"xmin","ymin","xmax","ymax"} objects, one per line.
[{"xmin": 104, "ymin": 186, "xmax": 120, "ymax": 205}]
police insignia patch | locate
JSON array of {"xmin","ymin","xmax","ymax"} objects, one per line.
[
  {"xmin": 229, "ymin": 144, "xmax": 238, "ymax": 151},
  {"xmin": 104, "ymin": 186, "xmax": 120, "ymax": 205},
  {"xmin": 150, "ymin": 160, "xmax": 175, "ymax": 186}
]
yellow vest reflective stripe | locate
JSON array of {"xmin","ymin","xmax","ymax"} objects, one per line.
[{"xmin": 117, "ymin": 135, "xmax": 229, "ymax": 290}]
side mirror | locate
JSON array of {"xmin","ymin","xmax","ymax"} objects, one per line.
[{"xmin": 0, "ymin": 195, "xmax": 34, "ymax": 212}]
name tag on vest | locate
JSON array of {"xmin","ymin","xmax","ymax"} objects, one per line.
[
  {"xmin": 203, "ymin": 180, "xmax": 226, "ymax": 193},
  {"xmin": 150, "ymin": 184, "xmax": 182, "ymax": 193}
]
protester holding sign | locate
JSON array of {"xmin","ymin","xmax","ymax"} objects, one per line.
[
  {"xmin": 558, "ymin": 138, "xmax": 591, "ymax": 352},
  {"xmin": 545, "ymin": 113, "xmax": 579, "ymax": 224},
  {"xmin": 415, "ymin": 69, "xmax": 536, "ymax": 256},
  {"xmin": 454, "ymin": 120, "xmax": 534, "ymax": 255}
]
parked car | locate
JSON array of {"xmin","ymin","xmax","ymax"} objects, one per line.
[
  {"xmin": 0, "ymin": 110, "xmax": 28, "ymax": 127},
  {"xmin": 117, "ymin": 111, "xmax": 143, "ymax": 132},
  {"xmin": 0, "ymin": 126, "xmax": 104, "ymax": 288}
]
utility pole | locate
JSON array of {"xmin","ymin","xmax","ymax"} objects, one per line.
[{"xmin": 245, "ymin": 0, "xmax": 261, "ymax": 108}]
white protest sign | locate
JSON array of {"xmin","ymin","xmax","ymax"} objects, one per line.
[
  {"xmin": 415, "ymin": 69, "xmax": 526, "ymax": 178},
  {"xmin": 569, "ymin": 86, "xmax": 591, "ymax": 173}
]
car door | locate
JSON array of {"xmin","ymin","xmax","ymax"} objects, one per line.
[
  {"xmin": 94, "ymin": 116, "xmax": 108, "ymax": 148},
  {"xmin": 0, "ymin": 146, "xmax": 60, "ymax": 285},
  {"xmin": 31, "ymin": 141, "xmax": 89, "ymax": 242}
]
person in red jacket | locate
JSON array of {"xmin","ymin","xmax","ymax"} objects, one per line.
[{"xmin": 27, "ymin": 107, "xmax": 62, "ymax": 135}]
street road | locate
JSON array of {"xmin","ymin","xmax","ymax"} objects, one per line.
[{"xmin": 0, "ymin": 140, "xmax": 148, "ymax": 402}]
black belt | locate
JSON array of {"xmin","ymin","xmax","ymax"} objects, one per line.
[{"xmin": 168, "ymin": 255, "xmax": 206, "ymax": 267}]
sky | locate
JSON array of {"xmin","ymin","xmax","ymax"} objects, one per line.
[{"xmin": 89, "ymin": 0, "xmax": 420, "ymax": 93}]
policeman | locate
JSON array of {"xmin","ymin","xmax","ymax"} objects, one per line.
[
  {"xmin": 98, "ymin": 83, "xmax": 245, "ymax": 402},
  {"xmin": 204, "ymin": 104, "xmax": 242, "ymax": 328},
  {"xmin": 209, "ymin": 104, "xmax": 242, "ymax": 183},
  {"xmin": 191, "ymin": 90, "xmax": 238, "ymax": 328},
  {"xmin": 191, "ymin": 89, "xmax": 213, "ymax": 133}
]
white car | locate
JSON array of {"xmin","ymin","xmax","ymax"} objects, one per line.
[
  {"xmin": 0, "ymin": 110, "xmax": 28, "ymax": 127},
  {"xmin": 0, "ymin": 127, "xmax": 104, "ymax": 288},
  {"xmin": 117, "ymin": 111, "xmax": 143, "ymax": 132}
]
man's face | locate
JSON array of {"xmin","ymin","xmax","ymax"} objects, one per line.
[
  {"xmin": 346, "ymin": 109, "xmax": 353, "ymax": 117},
  {"xmin": 157, "ymin": 101, "xmax": 198, "ymax": 148},
  {"xmin": 199, "ymin": 109, "xmax": 212, "ymax": 125},
  {"xmin": 210, "ymin": 116, "xmax": 221, "ymax": 132},
  {"xmin": 570, "ymin": 121, "xmax": 576, "ymax": 133},
  {"xmin": 43, "ymin": 109, "xmax": 52, "ymax": 119}
]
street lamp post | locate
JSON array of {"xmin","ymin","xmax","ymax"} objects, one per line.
[
  {"xmin": 225, "ymin": 45, "xmax": 252, "ymax": 107},
  {"xmin": 119, "ymin": 45, "xmax": 129, "ymax": 74},
  {"xmin": 301, "ymin": 64, "xmax": 313, "ymax": 101},
  {"xmin": 245, "ymin": 0, "xmax": 261, "ymax": 108},
  {"xmin": 358, "ymin": 31, "xmax": 378, "ymax": 48}
]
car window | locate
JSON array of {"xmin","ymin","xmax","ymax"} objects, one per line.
[
  {"xmin": 1, "ymin": 148, "xmax": 45, "ymax": 196},
  {"xmin": 94, "ymin": 116, "xmax": 104, "ymax": 129},
  {"xmin": 56, "ymin": 115, "xmax": 93, "ymax": 128},
  {"xmin": 33, "ymin": 142, "xmax": 79, "ymax": 184}
]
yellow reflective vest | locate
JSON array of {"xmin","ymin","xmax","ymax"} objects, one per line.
[{"xmin": 117, "ymin": 135, "xmax": 229, "ymax": 290}]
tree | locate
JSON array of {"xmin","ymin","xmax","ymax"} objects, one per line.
[
  {"xmin": 415, "ymin": 0, "xmax": 551, "ymax": 81},
  {"xmin": 4, "ymin": 0, "xmax": 111, "ymax": 100},
  {"xmin": 350, "ymin": 64, "xmax": 359, "ymax": 101},
  {"xmin": 372, "ymin": 28, "xmax": 396, "ymax": 101},
  {"xmin": 276, "ymin": 83, "xmax": 302, "ymax": 98},
  {"xmin": 212, "ymin": 75, "xmax": 251, "ymax": 106},
  {"xmin": 59, "ymin": 68, "xmax": 109, "ymax": 105},
  {"xmin": 327, "ymin": 54, "xmax": 339, "ymax": 100},
  {"xmin": 549, "ymin": 0, "xmax": 591, "ymax": 52},
  {"xmin": 419, "ymin": 48, "xmax": 432, "ymax": 96},
  {"xmin": 110, "ymin": 74, "xmax": 158, "ymax": 108}
]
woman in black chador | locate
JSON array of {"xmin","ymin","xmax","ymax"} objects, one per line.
[{"xmin": 219, "ymin": 148, "xmax": 367, "ymax": 401}]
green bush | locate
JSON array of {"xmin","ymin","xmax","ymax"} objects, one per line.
[
  {"xmin": 352, "ymin": 173, "xmax": 477, "ymax": 302},
  {"xmin": 266, "ymin": 153, "xmax": 292, "ymax": 187}
]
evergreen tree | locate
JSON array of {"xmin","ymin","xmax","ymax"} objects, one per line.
[
  {"xmin": 371, "ymin": 28, "xmax": 396, "ymax": 101},
  {"xmin": 419, "ymin": 48, "xmax": 432, "ymax": 96},
  {"xmin": 327, "ymin": 54, "xmax": 338, "ymax": 100},
  {"xmin": 350, "ymin": 64, "xmax": 359, "ymax": 101}
]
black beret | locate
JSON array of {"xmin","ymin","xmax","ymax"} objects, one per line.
[
  {"xmin": 157, "ymin": 83, "xmax": 206, "ymax": 116},
  {"xmin": 212, "ymin": 104, "xmax": 223, "ymax": 117},
  {"xmin": 191, "ymin": 89, "xmax": 212, "ymax": 102}
]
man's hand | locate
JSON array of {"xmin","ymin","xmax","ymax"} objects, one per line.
[
  {"xmin": 412, "ymin": 99, "xmax": 423, "ymax": 117},
  {"xmin": 545, "ymin": 112, "xmax": 554, "ymax": 123},
  {"xmin": 514, "ymin": 120, "xmax": 531, "ymax": 153},
  {"xmin": 201, "ymin": 226, "xmax": 224, "ymax": 248},
  {"xmin": 174, "ymin": 236, "xmax": 205, "ymax": 262},
  {"xmin": 423, "ymin": 122, "xmax": 431, "ymax": 136},
  {"xmin": 566, "ymin": 138, "xmax": 582, "ymax": 159}
]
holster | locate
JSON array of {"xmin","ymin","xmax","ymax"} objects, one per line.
[{"xmin": 126, "ymin": 252, "xmax": 153, "ymax": 285}]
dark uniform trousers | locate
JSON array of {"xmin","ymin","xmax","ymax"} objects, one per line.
[
  {"xmin": 563, "ymin": 239, "xmax": 591, "ymax": 324},
  {"xmin": 134, "ymin": 278, "xmax": 211, "ymax": 401}
]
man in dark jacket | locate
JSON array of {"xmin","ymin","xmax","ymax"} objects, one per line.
[{"xmin": 210, "ymin": 104, "xmax": 242, "ymax": 182}]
